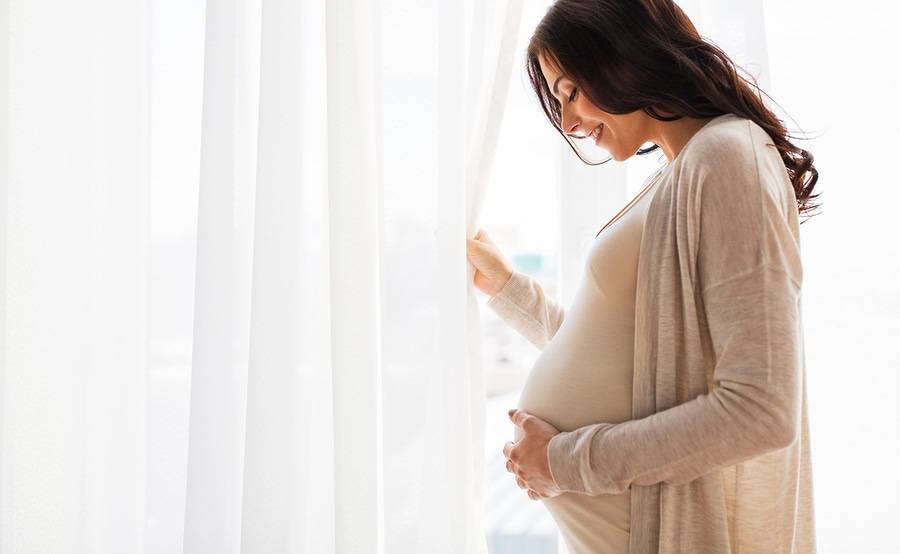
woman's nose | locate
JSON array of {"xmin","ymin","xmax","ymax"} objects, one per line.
[
  {"xmin": 564, "ymin": 118, "xmax": 583, "ymax": 137},
  {"xmin": 561, "ymin": 106, "xmax": 582, "ymax": 136}
]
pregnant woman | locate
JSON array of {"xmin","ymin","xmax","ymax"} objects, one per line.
[{"xmin": 466, "ymin": 1, "xmax": 819, "ymax": 552}]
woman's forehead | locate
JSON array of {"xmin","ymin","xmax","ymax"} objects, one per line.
[
  {"xmin": 537, "ymin": 52, "xmax": 560, "ymax": 76},
  {"xmin": 538, "ymin": 54, "xmax": 569, "ymax": 101},
  {"xmin": 537, "ymin": 52, "xmax": 567, "ymax": 85}
]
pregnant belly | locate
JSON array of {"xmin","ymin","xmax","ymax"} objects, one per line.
[{"xmin": 513, "ymin": 326, "xmax": 634, "ymax": 444}]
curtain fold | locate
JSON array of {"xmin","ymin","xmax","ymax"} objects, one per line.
[
  {"xmin": 182, "ymin": 0, "xmax": 258, "ymax": 551},
  {"xmin": 321, "ymin": 0, "xmax": 383, "ymax": 550}
]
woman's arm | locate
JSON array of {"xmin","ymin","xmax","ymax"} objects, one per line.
[{"xmin": 486, "ymin": 270, "xmax": 566, "ymax": 350}]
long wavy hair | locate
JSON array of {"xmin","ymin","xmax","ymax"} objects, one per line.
[{"xmin": 525, "ymin": 0, "xmax": 821, "ymax": 223}]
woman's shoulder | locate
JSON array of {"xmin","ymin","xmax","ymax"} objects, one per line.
[
  {"xmin": 676, "ymin": 113, "xmax": 786, "ymax": 179},
  {"xmin": 673, "ymin": 113, "xmax": 796, "ymax": 218},
  {"xmin": 680, "ymin": 113, "xmax": 773, "ymax": 167}
]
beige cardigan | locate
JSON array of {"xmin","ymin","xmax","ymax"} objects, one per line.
[{"xmin": 487, "ymin": 113, "xmax": 816, "ymax": 553}]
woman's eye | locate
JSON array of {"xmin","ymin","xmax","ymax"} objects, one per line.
[{"xmin": 568, "ymin": 88, "xmax": 577, "ymax": 102}]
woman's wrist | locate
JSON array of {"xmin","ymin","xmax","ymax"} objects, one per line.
[{"xmin": 493, "ymin": 269, "xmax": 514, "ymax": 297}]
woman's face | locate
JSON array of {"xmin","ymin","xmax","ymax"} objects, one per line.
[{"xmin": 537, "ymin": 52, "xmax": 655, "ymax": 162}]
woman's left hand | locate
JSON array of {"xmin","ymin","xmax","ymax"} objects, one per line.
[{"xmin": 503, "ymin": 409, "xmax": 564, "ymax": 500}]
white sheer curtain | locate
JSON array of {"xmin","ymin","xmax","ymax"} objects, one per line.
[{"xmin": 183, "ymin": 0, "xmax": 522, "ymax": 552}]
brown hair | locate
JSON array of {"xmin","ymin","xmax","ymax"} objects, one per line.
[{"xmin": 525, "ymin": 0, "xmax": 821, "ymax": 223}]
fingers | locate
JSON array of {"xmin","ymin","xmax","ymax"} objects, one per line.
[
  {"xmin": 509, "ymin": 409, "xmax": 534, "ymax": 432},
  {"xmin": 470, "ymin": 228, "xmax": 496, "ymax": 247},
  {"xmin": 505, "ymin": 455, "xmax": 542, "ymax": 501},
  {"xmin": 502, "ymin": 440, "xmax": 517, "ymax": 461},
  {"xmin": 465, "ymin": 237, "xmax": 486, "ymax": 258},
  {"xmin": 502, "ymin": 425, "xmax": 541, "ymax": 501},
  {"xmin": 478, "ymin": 228, "xmax": 496, "ymax": 246}
]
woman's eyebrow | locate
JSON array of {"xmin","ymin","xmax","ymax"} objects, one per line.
[{"xmin": 552, "ymin": 76, "xmax": 564, "ymax": 96}]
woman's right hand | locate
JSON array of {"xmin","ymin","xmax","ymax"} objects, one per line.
[{"xmin": 466, "ymin": 228, "xmax": 514, "ymax": 297}]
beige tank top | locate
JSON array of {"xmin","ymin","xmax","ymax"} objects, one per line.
[{"xmin": 513, "ymin": 168, "xmax": 665, "ymax": 554}]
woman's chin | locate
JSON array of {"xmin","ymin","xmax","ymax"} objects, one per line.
[
  {"xmin": 610, "ymin": 145, "xmax": 638, "ymax": 162},
  {"xmin": 603, "ymin": 140, "xmax": 622, "ymax": 161}
]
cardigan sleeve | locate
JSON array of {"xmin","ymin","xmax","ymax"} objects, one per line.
[
  {"xmin": 546, "ymin": 125, "xmax": 804, "ymax": 495},
  {"xmin": 485, "ymin": 270, "xmax": 566, "ymax": 350}
]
